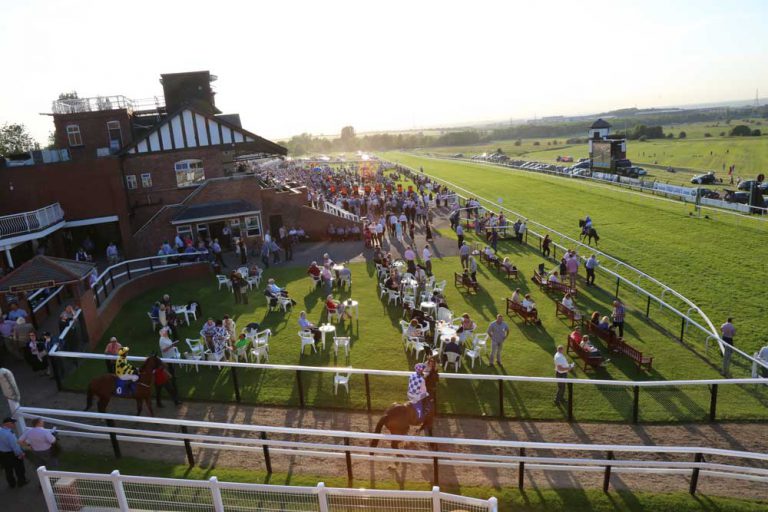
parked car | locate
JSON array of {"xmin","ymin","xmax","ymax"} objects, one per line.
[
  {"xmin": 723, "ymin": 190, "xmax": 749, "ymax": 204},
  {"xmin": 737, "ymin": 180, "xmax": 768, "ymax": 192},
  {"xmin": 690, "ymin": 171, "xmax": 718, "ymax": 185},
  {"xmin": 693, "ymin": 188, "xmax": 720, "ymax": 199}
]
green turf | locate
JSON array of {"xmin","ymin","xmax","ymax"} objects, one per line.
[
  {"xmin": 383, "ymin": 153, "xmax": 767, "ymax": 361},
  {"xmin": 63, "ymin": 239, "xmax": 768, "ymax": 421},
  {"xmin": 58, "ymin": 453, "xmax": 768, "ymax": 512}
]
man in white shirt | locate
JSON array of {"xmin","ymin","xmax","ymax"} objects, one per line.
[
  {"xmin": 422, "ymin": 246, "xmax": 432, "ymax": 275},
  {"xmin": 757, "ymin": 344, "xmax": 768, "ymax": 378},
  {"xmin": 19, "ymin": 418, "xmax": 58, "ymax": 468},
  {"xmin": 459, "ymin": 242, "xmax": 470, "ymax": 269},
  {"xmin": 456, "ymin": 224, "xmax": 464, "ymax": 248},
  {"xmin": 403, "ymin": 246, "xmax": 416, "ymax": 274},
  {"xmin": 554, "ymin": 345, "xmax": 575, "ymax": 406},
  {"xmin": 389, "ymin": 214, "xmax": 398, "ymax": 238}
]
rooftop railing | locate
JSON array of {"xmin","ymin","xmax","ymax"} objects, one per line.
[{"xmin": 0, "ymin": 203, "xmax": 64, "ymax": 240}]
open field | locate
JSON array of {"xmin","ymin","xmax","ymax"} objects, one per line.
[
  {"xmin": 413, "ymin": 119, "xmax": 768, "ymax": 187},
  {"xmin": 382, "ymin": 152, "xmax": 766, "ymax": 361},
  {"xmin": 52, "ymin": 452, "xmax": 768, "ymax": 512}
]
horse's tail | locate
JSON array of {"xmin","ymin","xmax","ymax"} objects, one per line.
[
  {"xmin": 370, "ymin": 413, "xmax": 389, "ymax": 448},
  {"xmin": 85, "ymin": 382, "xmax": 94, "ymax": 411}
]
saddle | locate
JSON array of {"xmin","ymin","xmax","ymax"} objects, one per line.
[{"xmin": 114, "ymin": 379, "xmax": 137, "ymax": 397}]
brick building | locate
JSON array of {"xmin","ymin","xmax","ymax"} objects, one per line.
[{"xmin": 0, "ymin": 71, "xmax": 355, "ymax": 271}]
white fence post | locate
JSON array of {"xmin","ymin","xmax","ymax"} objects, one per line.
[
  {"xmin": 317, "ymin": 482, "xmax": 329, "ymax": 512},
  {"xmin": 38, "ymin": 467, "xmax": 59, "ymax": 512},
  {"xmin": 209, "ymin": 476, "xmax": 225, "ymax": 512},
  {"xmin": 431, "ymin": 486, "xmax": 441, "ymax": 512},
  {"xmin": 110, "ymin": 470, "xmax": 130, "ymax": 512},
  {"xmin": 488, "ymin": 496, "xmax": 498, "ymax": 512}
]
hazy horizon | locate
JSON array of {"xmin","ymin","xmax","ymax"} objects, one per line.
[{"xmin": 1, "ymin": 0, "xmax": 766, "ymax": 145}]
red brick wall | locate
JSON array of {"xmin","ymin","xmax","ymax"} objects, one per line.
[
  {"xmin": 53, "ymin": 109, "xmax": 133, "ymax": 160},
  {"xmin": 80, "ymin": 263, "xmax": 212, "ymax": 348}
]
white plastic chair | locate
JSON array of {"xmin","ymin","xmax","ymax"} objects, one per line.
[
  {"xmin": 378, "ymin": 281, "xmax": 388, "ymax": 300},
  {"xmin": 327, "ymin": 304, "xmax": 342, "ymax": 324},
  {"xmin": 186, "ymin": 338, "xmax": 208, "ymax": 358},
  {"xmin": 237, "ymin": 266, "xmax": 249, "ymax": 278},
  {"xmin": 334, "ymin": 372, "xmax": 351, "ymax": 395},
  {"xmin": 444, "ymin": 351, "xmax": 461, "ymax": 372},
  {"xmin": 464, "ymin": 346, "xmax": 483, "ymax": 369},
  {"xmin": 187, "ymin": 303, "xmax": 198, "ymax": 323},
  {"xmin": 387, "ymin": 289, "xmax": 401, "ymax": 305},
  {"xmin": 458, "ymin": 329, "xmax": 474, "ymax": 344},
  {"xmin": 279, "ymin": 297, "xmax": 293, "ymax": 312},
  {"xmin": 472, "ymin": 333, "xmax": 489, "ymax": 353},
  {"xmin": 251, "ymin": 345, "xmax": 269, "ymax": 364},
  {"xmin": 299, "ymin": 331, "xmax": 316, "ymax": 355},
  {"xmin": 436, "ymin": 307, "xmax": 453, "ymax": 323},
  {"xmin": 411, "ymin": 341, "xmax": 427, "ymax": 361},
  {"xmin": 333, "ymin": 336, "xmax": 351, "ymax": 358},
  {"xmin": 338, "ymin": 273, "xmax": 352, "ymax": 290},
  {"xmin": 433, "ymin": 280, "xmax": 447, "ymax": 294},
  {"xmin": 216, "ymin": 275, "xmax": 232, "ymax": 291},
  {"xmin": 248, "ymin": 329, "xmax": 271, "ymax": 350}
]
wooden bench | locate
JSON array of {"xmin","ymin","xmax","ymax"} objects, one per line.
[
  {"xmin": 454, "ymin": 272, "xmax": 479, "ymax": 294},
  {"xmin": 506, "ymin": 298, "xmax": 538, "ymax": 325},
  {"xmin": 482, "ymin": 253, "xmax": 501, "ymax": 270},
  {"xmin": 566, "ymin": 335, "xmax": 604, "ymax": 371},
  {"xmin": 500, "ymin": 264, "xmax": 518, "ymax": 279},
  {"xmin": 585, "ymin": 321, "xmax": 620, "ymax": 347},
  {"xmin": 532, "ymin": 270, "xmax": 546, "ymax": 288},
  {"xmin": 555, "ymin": 302, "xmax": 582, "ymax": 328},
  {"xmin": 609, "ymin": 338, "xmax": 654, "ymax": 370},
  {"xmin": 533, "ymin": 270, "xmax": 578, "ymax": 297}
]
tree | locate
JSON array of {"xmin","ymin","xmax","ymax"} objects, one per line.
[
  {"xmin": 513, "ymin": 139, "xmax": 522, "ymax": 146},
  {"xmin": 704, "ymin": 133, "xmax": 712, "ymax": 137},
  {"xmin": 58, "ymin": 91, "xmax": 79, "ymax": 100},
  {"xmin": 0, "ymin": 123, "xmax": 37, "ymax": 156},
  {"xmin": 532, "ymin": 141, "xmax": 540, "ymax": 146},
  {"xmin": 730, "ymin": 125, "xmax": 752, "ymax": 136},
  {"xmin": 679, "ymin": 131, "xmax": 687, "ymax": 139},
  {"xmin": 752, "ymin": 129, "xmax": 762, "ymax": 136},
  {"xmin": 340, "ymin": 126, "xmax": 356, "ymax": 140},
  {"xmin": 719, "ymin": 131, "xmax": 726, "ymax": 137}
]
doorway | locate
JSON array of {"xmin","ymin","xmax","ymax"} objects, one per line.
[{"xmin": 268, "ymin": 215, "xmax": 283, "ymax": 239}]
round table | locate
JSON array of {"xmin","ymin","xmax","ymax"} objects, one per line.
[
  {"xmin": 319, "ymin": 324, "xmax": 336, "ymax": 349},
  {"xmin": 435, "ymin": 325, "xmax": 457, "ymax": 347},
  {"xmin": 342, "ymin": 299, "xmax": 359, "ymax": 319},
  {"xmin": 420, "ymin": 301, "xmax": 437, "ymax": 316}
]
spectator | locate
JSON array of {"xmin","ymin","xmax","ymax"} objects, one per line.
[
  {"xmin": 509, "ymin": 288, "xmax": 522, "ymax": 305},
  {"xmin": 502, "ymin": 257, "xmax": 517, "ymax": 275},
  {"xmin": 442, "ymin": 336, "xmax": 462, "ymax": 364},
  {"xmin": 542, "ymin": 234, "xmax": 551, "ymax": 257},
  {"xmin": 459, "ymin": 242, "xmax": 470, "ymax": 269},
  {"xmin": 561, "ymin": 293, "xmax": 582, "ymax": 321},
  {"xmin": 404, "ymin": 246, "xmax": 416, "ymax": 274},
  {"xmin": 590, "ymin": 311, "xmax": 600, "ymax": 326},
  {"xmin": 553, "ymin": 345, "xmax": 575, "ymax": 406},
  {"xmin": 211, "ymin": 238, "xmax": 225, "ymax": 268},
  {"xmin": 75, "ymin": 247, "xmax": 91, "ymax": 262},
  {"xmin": 565, "ymin": 251, "xmax": 579, "ymax": 288},
  {"xmin": 468, "ymin": 255, "xmax": 478, "ymax": 281},
  {"xmin": 200, "ymin": 318, "xmax": 217, "ymax": 350},
  {"xmin": 611, "ymin": 300, "xmax": 625, "ymax": 338},
  {"xmin": 106, "ymin": 242, "xmax": 119, "ymax": 265},
  {"xmin": 757, "ymin": 343, "xmax": 768, "ymax": 378},
  {"xmin": 154, "ymin": 361, "xmax": 181, "ymax": 407},
  {"xmin": 487, "ymin": 314, "xmax": 510, "ymax": 367},
  {"xmin": 721, "ymin": 317, "xmax": 736, "ymax": 376},
  {"xmin": 104, "ymin": 336, "xmax": 122, "ymax": 373},
  {"xmin": 585, "ymin": 254, "xmax": 598, "ymax": 286},
  {"xmin": 0, "ymin": 417, "xmax": 27, "ymax": 488},
  {"xmin": 19, "ymin": 418, "xmax": 58, "ymax": 469},
  {"xmin": 6, "ymin": 304, "xmax": 27, "ymax": 322},
  {"xmin": 298, "ymin": 311, "xmax": 321, "ymax": 343},
  {"xmin": 422, "ymin": 245, "xmax": 432, "ymax": 276}
]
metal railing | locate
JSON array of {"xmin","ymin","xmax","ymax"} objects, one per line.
[
  {"xmin": 37, "ymin": 468, "xmax": 496, "ymax": 512},
  {"xmin": 322, "ymin": 201, "xmax": 362, "ymax": 222},
  {"xmin": 20, "ymin": 408, "xmax": 768, "ymax": 497},
  {"xmin": 90, "ymin": 252, "xmax": 210, "ymax": 308},
  {"xmin": 51, "ymin": 95, "xmax": 165, "ymax": 114},
  {"xmin": 0, "ymin": 203, "xmax": 64, "ymax": 239},
  {"xmin": 46, "ymin": 349, "xmax": 767, "ymax": 423},
  {"xmin": 390, "ymin": 161, "xmax": 768, "ymax": 376}
]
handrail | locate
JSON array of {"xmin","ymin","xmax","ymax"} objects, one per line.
[
  {"xmin": 0, "ymin": 202, "xmax": 65, "ymax": 238},
  {"xmin": 388, "ymin": 159, "xmax": 767, "ymax": 371},
  {"xmin": 31, "ymin": 286, "xmax": 64, "ymax": 314},
  {"xmin": 46, "ymin": 348, "xmax": 768, "ymax": 387}
]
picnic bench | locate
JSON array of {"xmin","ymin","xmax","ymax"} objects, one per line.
[
  {"xmin": 566, "ymin": 334, "xmax": 604, "ymax": 371},
  {"xmin": 454, "ymin": 272, "xmax": 479, "ymax": 294},
  {"xmin": 506, "ymin": 298, "xmax": 537, "ymax": 325},
  {"xmin": 533, "ymin": 270, "xmax": 577, "ymax": 297},
  {"xmin": 584, "ymin": 322, "xmax": 653, "ymax": 370},
  {"xmin": 555, "ymin": 302, "xmax": 582, "ymax": 328},
  {"xmin": 499, "ymin": 264, "xmax": 518, "ymax": 279}
]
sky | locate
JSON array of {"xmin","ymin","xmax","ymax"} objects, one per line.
[{"xmin": 1, "ymin": 0, "xmax": 767, "ymax": 143}]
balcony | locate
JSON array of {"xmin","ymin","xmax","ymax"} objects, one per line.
[
  {"xmin": 52, "ymin": 95, "xmax": 165, "ymax": 115},
  {"xmin": 0, "ymin": 203, "xmax": 65, "ymax": 241}
]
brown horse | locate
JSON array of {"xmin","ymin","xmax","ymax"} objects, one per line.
[
  {"xmin": 85, "ymin": 354, "xmax": 164, "ymax": 416},
  {"xmin": 371, "ymin": 360, "xmax": 439, "ymax": 449}
]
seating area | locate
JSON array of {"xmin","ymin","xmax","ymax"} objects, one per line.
[
  {"xmin": 505, "ymin": 298, "xmax": 538, "ymax": 325},
  {"xmin": 454, "ymin": 272, "xmax": 479, "ymax": 294},
  {"xmin": 555, "ymin": 301, "xmax": 581, "ymax": 327},
  {"xmin": 566, "ymin": 334, "xmax": 604, "ymax": 371},
  {"xmin": 533, "ymin": 269, "xmax": 577, "ymax": 297},
  {"xmin": 584, "ymin": 322, "xmax": 653, "ymax": 370}
]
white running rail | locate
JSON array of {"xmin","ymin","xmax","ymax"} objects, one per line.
[
  {"xmin": 322, "ymin": 201, "xmax": 361, "ymax": 222},
  {"xmin": 36, "ymin": 468, "xmax": 496, "ymax": 512}
]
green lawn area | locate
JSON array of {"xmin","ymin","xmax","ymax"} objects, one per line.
[
  {"xmin": 383, "ymin": 153, "xmax": 767, "ymax": 361},
  {"xmin": 59, "ymin": 453, "xmax": 768, "ymax": 512},
  {"xmin": 63, "ymin": 227, "xmax": 768, "ymax": 421}
]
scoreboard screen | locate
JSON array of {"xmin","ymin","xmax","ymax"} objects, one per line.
[{"xmin": 591, "ymin": 140, "xmax": 613, "ymax": 170}]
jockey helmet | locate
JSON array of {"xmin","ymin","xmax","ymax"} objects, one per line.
[
  {"xmin": 118, "ymin": 347, "xmax": 130, "ymax": 356},
  {"xmin": 414, "ymin": 363, "xmax": 426, "ymax": 373}
]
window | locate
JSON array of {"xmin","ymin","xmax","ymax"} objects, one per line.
[
  {"xmin": 176, "ymin": 225, "xmax": 193, "ymax": 240},
  {"xmin": 196, "ymin": 224, "xmax": 209, "ymax": 241},
  {"xmin": 107, "ymin": 120, "xmax": 123, "ymax": 150},
  {"xmin": 174, "ymin": 159, "xmax": 205, "ymax": 188},
  {"xmin": 66, "ymin": 125, "xmax": 83, "ymax": 146},
  {"xmin": 140, "ymin": 173, "xmax": 153, "ymax": 188},
  {"xmin": 229, "ymin": 218, "xmax": 241, "ymax": 238},
  {"xmin": 125, "ymin": 175, "xmax": 137, "ymax": 190},
  {"xmin": 245, "ymin": 215, "xmax": 262, "ymax": 237}
]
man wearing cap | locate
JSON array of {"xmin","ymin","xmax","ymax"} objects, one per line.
[
  {"xmin": 407, "ymin": 363, "xmax": 429, "ymax": 422},
  {"xmin": 0, "ymin": 417, "xmax": 27, "ymax": 488}
]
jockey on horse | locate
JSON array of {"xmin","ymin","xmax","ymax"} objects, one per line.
[
  {"xmin": 407, "ymin": 363, "xmax": 430, "ymax": 422},
  {"xmin": 114, "ymin": 347, "xmax": 138, "ymax": 395}
]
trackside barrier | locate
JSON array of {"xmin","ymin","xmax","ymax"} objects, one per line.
[
  {"xmin": 36, "ymin": 467, "xmax": 496, "ymax": 512},
  {"xmin": 90, "ymin": 253, "xmax": 210, "ymax": 308},
  {"xmin": 46, "ymin": 349, "xmax": 768, "ymax": 423},
  {"xmin": 389, "ymin": 161, "xmax": 768, "ymax": 376},
  {"xmin": 20, "ymin": 408, "xmax": 768, "ymax": 497}
]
